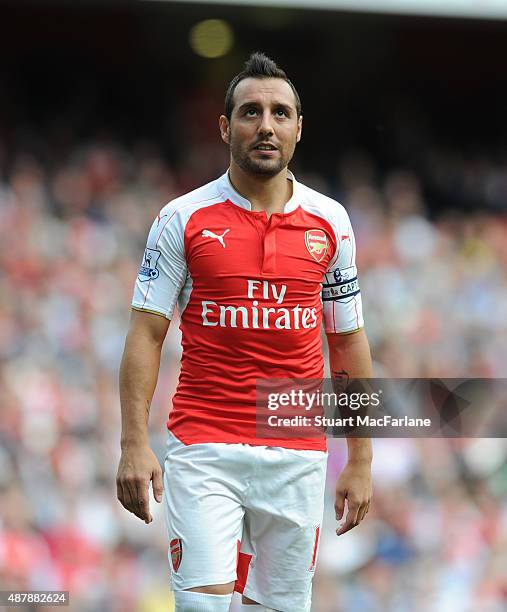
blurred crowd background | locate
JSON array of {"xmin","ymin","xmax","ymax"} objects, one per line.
[{"xmin": 1, "ymin": 1, "xmax": 507, "ymax": 611}]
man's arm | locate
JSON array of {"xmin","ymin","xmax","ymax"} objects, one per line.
[
  {"xmin": 116, "ymin": 309, "xmax": 170, "ymax": 524},
  {"xmin": 327, "ymin": 328, "xmax": 373, "ymax": 536}
]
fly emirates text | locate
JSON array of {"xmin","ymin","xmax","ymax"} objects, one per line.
[{"xmin": 201, "ymin": 279, "xmax": 318, "ymax": 330}]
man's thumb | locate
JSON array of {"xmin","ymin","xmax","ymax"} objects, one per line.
[{"xmin": 153, "ymin": 469, "xmax": 164, "ymax": 503}]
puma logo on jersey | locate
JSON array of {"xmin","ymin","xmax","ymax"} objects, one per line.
[{"xmin": 202, "ymin": 228, "xmax": 230, "ymax": 248}]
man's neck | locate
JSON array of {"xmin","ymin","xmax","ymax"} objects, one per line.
[{"xmin": 228, "ymin": 162, "xmax": 293, "ymax": 216}]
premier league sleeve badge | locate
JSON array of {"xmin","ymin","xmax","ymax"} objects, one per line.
[{"xmin": 138, "ymin": 248, "xmax": 161, "ymax": 281}]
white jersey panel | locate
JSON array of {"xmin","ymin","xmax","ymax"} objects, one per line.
[
  {"xmin": 177, "ymin": 271, "xmax": 193, "ymax": 316},
  {"xmin": 299, "ymin": 185, "xmax": 364, "ymax": 334},
  {"xmin": 132, "ymin": 181, "xmax": 225, "ymax": 319}
]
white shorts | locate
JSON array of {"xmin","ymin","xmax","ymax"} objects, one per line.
[{"xmin": 163, "ymin": 431, "xmax": 327, "ymax": 612}]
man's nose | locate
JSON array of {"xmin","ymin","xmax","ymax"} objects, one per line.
[{"xmin": 258, "ymin": 111, "xmax": 274, "ymax": 136}]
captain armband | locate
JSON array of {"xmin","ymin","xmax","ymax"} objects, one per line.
[{"xmin": 322, "ymin": 266, "xmax": 360, "ymax": 301}]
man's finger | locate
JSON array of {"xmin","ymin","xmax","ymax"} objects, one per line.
[
  {"xmin": 357, "ymin": 503, "xmax": 368, "ymax": 524},
  {"xmin": 136, "ymin": 479, "xmax": 152, "ymax": 523},
  {"xmin": 124, "ymin": 476, "xmax": 145, "ymax": 520},
  {"xmin": 347, "ymin": 499, "xmax": 361, "ymax": 524},
  {"xmin": 116, "ymin": 478, "xmax": 123, "ymax": 504},
  {"xmin": 335, "ymin": 492, "xmax": 346, "ymax": 520},
  {"xmin": 116, "ymin": 478, "xmax": 128, "ymax": 511},
  {"xmin": 152, "ymin": 468, "xmax": 164, "ymax": 503},
  {"xmin": 336, "ymin": 501, "xmax": 360, "ymax": 536},
  {"xmin": 336, "ymin": 516, "xmax": 355, "ymax": 536},
  {"xmin": 121, "ymin": 476, "xmax": 138, "ymax": 515},
  {"xmin": 336, "ymin": 511, "xmax": 359, "ymax": 535}
]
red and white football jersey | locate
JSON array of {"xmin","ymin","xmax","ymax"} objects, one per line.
[{"xmin": 132, "ymin": 171, "xmax": 363, "ymax": 450}]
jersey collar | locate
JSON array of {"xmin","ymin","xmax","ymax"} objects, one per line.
[{"xmin": 219, "ymin": 169, "xmax": 300, "ymax": 214}]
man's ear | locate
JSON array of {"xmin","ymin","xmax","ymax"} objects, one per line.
[
  {"xmin": 219, "ymin": 115, "xmax": 230, "ymax": 144},
  {"xmin": 296, "ymin": 115, "xmax": 303, "ymax": 143}
]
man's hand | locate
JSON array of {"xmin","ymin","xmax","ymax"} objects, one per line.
[
  {"xmin": 116, "ymin": 444, "xmax": 164, "ymax": 524},
  {"xmin": 335, "ymin": 460, "xmax": 372, "ymax": 536}
]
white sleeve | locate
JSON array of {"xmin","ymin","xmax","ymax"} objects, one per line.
[
  {"xmin": 322, "ymin": 206, "xmax": 364, "ymax": 333},
  {"xmin": 131, "ymin": 210, "xmax": 187, "ymax": 319}
]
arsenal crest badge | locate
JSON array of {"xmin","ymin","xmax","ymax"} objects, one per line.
[
  {"xmin": 170, "ymin": 538, "xmax": 182, "ymax": 572},
  {"xmin": 305, "ymin": 229, "xmax": 328, "ymax": 262}
]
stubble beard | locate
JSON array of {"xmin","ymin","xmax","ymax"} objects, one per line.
[{"xmin": 230, "ymin": 139, "xmax": 293, "ymax": 178}]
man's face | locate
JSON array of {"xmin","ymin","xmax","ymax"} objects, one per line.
[{"xmin": 219, "ymin": 77, "xmax": 302, "ymax": 177}]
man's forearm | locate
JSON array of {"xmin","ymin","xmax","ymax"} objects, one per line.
[
  {"xmin": 328, "ymin": 328, "xmax": 373, "ymax": 379},
  {"xmin": 327, "ymin": 329, "xmax": 373, "ymax": 465},
  {"xmin": 344, "ymin": 437, "xmax": 373, "ymax": 465},
  {"xmin": 119, "ymin": 333, "xmax": 162, "ymax": 449}
]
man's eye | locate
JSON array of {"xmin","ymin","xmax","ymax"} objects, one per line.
[
  {"xmin": 275, "ymin": 109, "xmax": 288, "ymax": 117},
  {"xmin": 246, "ymin": 109, "xmax": 257, "ymax": 116}
]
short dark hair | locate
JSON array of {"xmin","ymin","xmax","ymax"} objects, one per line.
[{"xmin": 224, "ymin": 52, "xmax": 302, "ymax": 120}]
